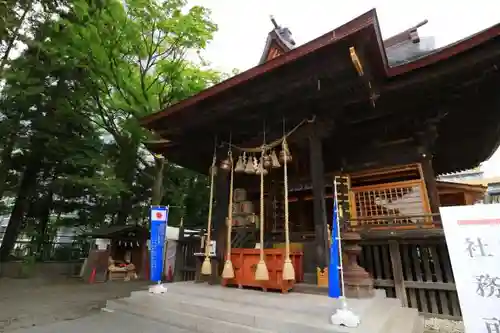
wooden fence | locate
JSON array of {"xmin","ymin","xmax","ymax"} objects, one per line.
[
  {"xmin": 359, "ymin": 236, "xmax": 461, "ymax": 320},
  {"xmin": 173, "ymin": 228, "xmax": 200, "ymax": 282}
]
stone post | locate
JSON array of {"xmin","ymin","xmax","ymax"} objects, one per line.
[{"xmin": 342, "ymin": 231, "xmax": 374, "ymax": 298}]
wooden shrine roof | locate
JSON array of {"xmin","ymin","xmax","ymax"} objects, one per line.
[
  {"xmin": 140, "ymin": 9, "xmax": 500, "ymax": 175},
  {"xmin": 436, "ymin": 180, "xmax": 487, "ymax": 194},
  {"xmin": 83, "ymin": 225, "xmax": 148, "ymax": 240},
  {"xmin": 258, "ymin": 16, "xmax": 296, "ymax": 65}
]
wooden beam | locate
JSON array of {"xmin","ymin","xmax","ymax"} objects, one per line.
[{"xmin": 339, "ymin": 144, "xmax": 421, "ymax": 173}]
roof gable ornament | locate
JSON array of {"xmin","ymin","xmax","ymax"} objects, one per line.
[{"xmin": 258, "ymin": 15, "xmax": 296, "ymax": 65}]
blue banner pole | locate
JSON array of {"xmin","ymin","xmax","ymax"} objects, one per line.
[
  {"xmin": 150, "ymin": 205, "xmax": 169, "ymax": 283},
  {"xmin": 328, "ymin": 183, "xmax": 341, "ymax": 298}
]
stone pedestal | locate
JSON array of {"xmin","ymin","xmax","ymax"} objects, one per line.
[{"xmin": 342, "ymin": 231, "xmax": 374, "ymax": 298}]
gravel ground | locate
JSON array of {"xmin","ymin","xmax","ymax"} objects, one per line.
[
  {"xmin": 0, "ymin": 277, "xmax": 149, "ymax": 333},
  {"xmin": 424, "ymin": 317, "xmax": 465, "ymax": 333}
]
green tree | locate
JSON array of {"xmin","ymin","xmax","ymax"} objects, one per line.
[
  {"xmin": 0, "ymin": 0, "xmax": 221, "ymax": 260},
  {"xmin": 49, "ymin": 0, "xmax": 220, "ymax": 225}
]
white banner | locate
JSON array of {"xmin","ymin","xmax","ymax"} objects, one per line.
[{"xmin": 440, "ymin": 204, "xmax": 500, "ymax": 333}]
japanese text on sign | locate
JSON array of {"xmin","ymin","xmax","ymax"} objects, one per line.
[
  {"xmin": 440, "ymin": 204, "xmax": 500, "ymax": 333},
  {"xmin": 150, "ymin": 206, "xmax": 168, "ymax": 282}
]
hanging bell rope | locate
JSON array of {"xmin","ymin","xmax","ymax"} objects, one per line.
[
  {"xmin": 255, "ymin": 127, "xmax": 269, "ymax": 176},
  {"xmin": 201, "ymin": 141, "xmax": 218, "ymax": 276},
  {"xmin": 282, "ymin": 135, "xmax": 295, "ymax": 280},
  {"xmin": 222, "ymin": 136, "xmax": 235, "ymax": 279},
  {"xmin": 223, "ymin": 116, "xmax": 315, "ymax": 153},
  {"xmin": 254, "ymin": 147, "xmax": 269, "ymax": 281}
]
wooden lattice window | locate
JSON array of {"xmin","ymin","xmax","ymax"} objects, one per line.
[
  {"xmin": 349, "ymin": 164, "xmax": 432, "ymax": 227},
  {"xmin": 351, "ymin": 180, "xmax": 428, "ymax": 225}
]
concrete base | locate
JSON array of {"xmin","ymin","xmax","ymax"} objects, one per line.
[{"xmin": 105, "ymin": 282, "xmax": 423, "ymax": 333}]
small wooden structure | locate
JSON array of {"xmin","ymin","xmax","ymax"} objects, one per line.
[
  {"xmin": 140, "ymin": 9, "xmax": 500, "ymax": 319},
  {"xmin": 84, "ymin": 225, "xmax": 149, "ymax": 281}
]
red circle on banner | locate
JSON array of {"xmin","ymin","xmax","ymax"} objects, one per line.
[{"xmin": 156, "ymin": 212, "xmax": 163, "ymax": 219}]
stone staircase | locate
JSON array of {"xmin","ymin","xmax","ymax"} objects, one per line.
[{"xmin": 105, "ymin": 282, "xmax": 423, "ymax": 333}]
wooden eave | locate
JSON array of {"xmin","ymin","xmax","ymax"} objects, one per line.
[
  {"xmin": 140, "ymin": 9, "xmax": 385, "ymax": 130},
  {"xmin": 447, "ymin": 176, "xmax": 500, "ymax": 187},
  {"xmin": 141, "ymin": 10, "xmax": 500, "ymax": 130},
  {"xmin": 436, "ymin": 180, "xmax": 487, "ymax": 194},
  {"xmin": 139, "ymin": 9, "xmax": 500, "ymax": 175}
]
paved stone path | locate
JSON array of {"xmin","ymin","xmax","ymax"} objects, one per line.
[
  {"xmin": 9, "ymin": 311, "xmax": 191, "ymax": 333},
  {"xmin": 0, "ymin": 278, "xmax": 149, "ymax": 332}
]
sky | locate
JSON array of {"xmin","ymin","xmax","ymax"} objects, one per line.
[{"xmin": 188, "ymin": 0, "xmax": 500, "ymax": 177}]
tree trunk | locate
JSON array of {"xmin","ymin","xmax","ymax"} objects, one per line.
[
  {"xmin": 0, "ymin": 1, "xmax": 32, "ymax": 74},
  {"xmin": 0, "ymin": 129, "xmax": 18, "ymax": 199},
  {"xmin": 151, "ymin": 156, "xmax": 164, "ymax": 206},
  {"xmin": 0, "ymin": 116, "xmax": 21, "ymax": 199},
  {"xmin": 114, "ymin": 140, "xmax": 139, "ymax": 225},
  {"xmin": 0, "ymin": 153, "xmax": 42, "ymax": 261},
  {"xmin": 36, "ymin": 187, "xmax": 54, "ymax": 259}
]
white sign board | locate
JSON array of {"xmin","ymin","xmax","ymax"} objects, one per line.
[
  {"xmin": 209, "ymin": 240, "xmax": 216, "ymax": 257},
  {"xmin": 194, "ymin": 240, "xmax": 216, "ymax": 257},
  {"xmin": 440, "ymin": 204, "xmax": 500, "ymax": 333}
]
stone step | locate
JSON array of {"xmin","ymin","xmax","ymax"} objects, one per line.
[
  {"xmin": 131, "ymin": 282, "xmax": 388, "ymax": 317},
  {"xmin": 109, "ymin": 285, "xmax": 405, "ymax": 333},
  {"xmin": 383, "ymin": 307, "xmax": 424, "ymax": 333},
  {"xmin": 107, "ymin": 298, "xmax": 274, "ymax": 333}
]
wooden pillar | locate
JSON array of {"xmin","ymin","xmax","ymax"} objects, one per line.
[
  {"xmin": 417, "ymin": 125, "xmax": 440, "ymax": 222},
  {"xmin": 421, "ymin": 156, "xmax": 440, "ymax": 213},
  {"xmin": 210, "ymin": 150, "xmax": 230, "ymax": 284},
  {"xmin": 308, "ymin": 125, "xmax": 329, "ymax": 284},
  {"xmin": 298, "ymin": 196, "xmax": 308, "ymax": 232}
]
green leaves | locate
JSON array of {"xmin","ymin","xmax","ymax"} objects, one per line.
[{"xmin": 0, "ymin": 0, "xmax": 224, "ymax": 245}]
